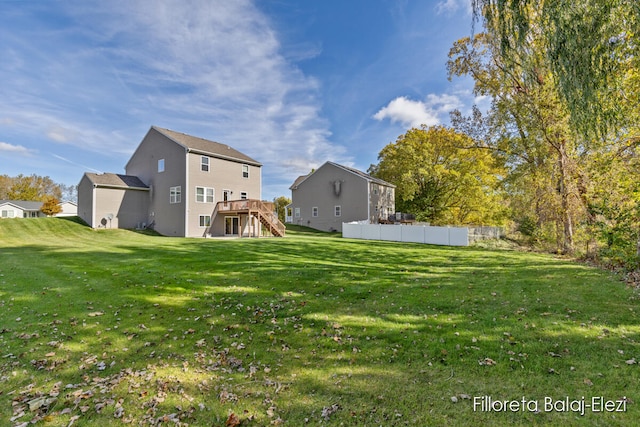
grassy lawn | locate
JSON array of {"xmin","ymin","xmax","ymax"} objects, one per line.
[{"xmin": 1, "ymin": 218, "xmax": 639, "ymax": 426}]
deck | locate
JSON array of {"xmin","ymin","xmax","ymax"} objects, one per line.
[{"xmin": 210, "ymin": 199, "xmax": 285, "ymax": 237}]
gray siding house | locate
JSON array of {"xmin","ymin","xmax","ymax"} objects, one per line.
[
  {"xmin": 287, "ymin": 161, "xmax": 395, "ymax": 232},
  {"xmin": 78, "ymin": 126, "xmax": 284, "ymax": 237},
  {"xmin": 77, "ymin": 174, "xmax": 150, "ymax": 229}
]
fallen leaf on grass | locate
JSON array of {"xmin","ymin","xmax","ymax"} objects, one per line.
[
  {"xmin": 321, "ymin": 404, "xmax": 341, "ymax": 420},
  {"xmin": 226, "ymin": 412, "xmax": 241, "ymax": 427}
]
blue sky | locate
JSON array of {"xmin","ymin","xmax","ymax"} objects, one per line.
[{"xmin": 0, "ymin": 0, "xmax": 482, "ymax": 200}]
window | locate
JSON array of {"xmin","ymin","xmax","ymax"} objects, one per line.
[
  {"xmin": 294, "ymin": 207, "xmax": 301, "ymax": 218},
  {"xmin": 240, "ymin": 192, "xmax": 248, "ymax": 200},
  {"xmin": 334, "ymin": 205, "xmax": 341, "ymax": 217},
  {"xmin": 170, "ymin": 186, "xmax": 181, "ymax": 204},
  {"xmin": 199, "ymin": 215, "xmax": 211, "ymax": 227},
  {"xmin": 2, "ymin": 210, "xmax": 15, "ymax": 218},
  {"xmin": 242, "ymin": 164, "xmax": 249, "ymax": 178},
  {"xmin": 196, "ymin": 187, "xmax": 214, "ymax": 203},
  {"xmin": 201, "ymin": 156, "xmax": 209, "ymax": 172},
  {"xmin": 158, "ymin": 159, "xmax": 165, "ymax": 173},
  {"xmin": 312, "ymin": 207, "xmax": 318, "ymax": 217}
]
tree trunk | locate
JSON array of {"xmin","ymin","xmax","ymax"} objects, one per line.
[{"xmin": 558, "ymin": 145, "xmax": 574, "ymax": 254}]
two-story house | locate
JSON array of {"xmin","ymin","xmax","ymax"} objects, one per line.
[
  {"xmin": 78, "ymin": 126, "xmax": 284, "ymax": 237},
  {"xmin": 287, "ymin": 161, "xmax": 395, "ymax": 232}
]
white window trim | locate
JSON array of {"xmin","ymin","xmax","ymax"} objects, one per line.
[
  {"xmin": 294, "ymin": 207, "xmax": 301, "ymax": 218},
  {"xmin": 201, "ymin": 156, "xmax": 209, "ymax": 172},
  {"xmin": 158, "ymin": 158, "xmax": 165, "ymax": 173},
  {"xmin": 170, "ymin": 186, "xmax": 182, "ymax": 204},
  {"xmin": 242, "ymin": 164, "xmax": 249, "ymax": 178},
  {"xmin": 334, "ymin": 205, "xmax": 341, "ymax": 217},
  {"xmin": 240, "ymin": 191, "xmax": 248, "ymax": 200},
  {"xmin": 199, "ymin": 215, "xmax": 211, "ymax": 227},
  {"xmin": 195, "ymin": 186, "xmax": 214, "ymax": 203},
  {"xmin": 312, "ymin": 207, "xmax": 318, "ymax": 217}
]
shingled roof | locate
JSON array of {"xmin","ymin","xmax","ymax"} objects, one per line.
[
  {"xmin": 152, "ymin": 126, "xmax": 261, "ymax": 166},
  {"xmin": 0, "ymin": 200, "xmax": 43, "ymax": 210},
  {"xmin": 84, "ymin": 173, "xmax": 149, "ymax": 190},
  {"xmin": 290, "ymin": 161, "xmax": 395, "ymax": 189}
]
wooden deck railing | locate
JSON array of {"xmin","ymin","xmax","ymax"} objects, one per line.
[{"xmin": 211, "ymin": 199, "xmax": 285, "ymax": 237}]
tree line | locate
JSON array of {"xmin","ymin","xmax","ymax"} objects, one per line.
[{"xmin": 369, "ymin": 0, "xmax": 638, "ymax": 270}]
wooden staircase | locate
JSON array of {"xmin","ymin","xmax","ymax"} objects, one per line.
[{"xmin": 251, "ymin": 200, "xmax": 285, "ymax": 237}]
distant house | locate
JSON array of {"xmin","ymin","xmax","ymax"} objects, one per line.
[
  {"xmin": 56, "ymin": 201, "xmax": 78, "ymax": 217},
  {"xmin": 78, "ymin": 126, "xmax": 284, "ymax": 237},
  {"xmin": 0, "ymin": 200, "xmax": 45, "ymax": 218},
  {"xmin": 0, "ymin": 200, "xmax": 78, "ymax": 218},
  {"xmin": 287, "ymin": 161, "xmax": 395, "ymax": 232}
]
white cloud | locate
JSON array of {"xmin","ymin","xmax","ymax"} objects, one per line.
[
  {"xmin": 373, "ymin": 94, "xmax": 463, "ymax": 128},
  {"xmin": 47, "ymin": 126, "xmax": 78, "ymax": 143},
  {"xmin": 95, "ymin": 0, "xmax": 348, "ymax": 175},
  {"xmin": 0, "ymin": 141, "xmax": 33, "ymax": 155},
  {"xmin": 435, "ymin": 0, "xmax": 472, "ymax": 16},
  {"xmin": 373, "ymin": 96, "xmax": 439, "ymax": 128},
  {"xmin": 426, "ymin": 93, "xmax": 464, "ymax": 113},
  {"xmin": 0, "ymin": 0, "xmax": 350, "ymax": 193}
]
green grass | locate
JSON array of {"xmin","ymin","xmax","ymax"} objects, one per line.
[{"xmin": 1, "ymin": 217, "xmax": 639, "ymax": 426}]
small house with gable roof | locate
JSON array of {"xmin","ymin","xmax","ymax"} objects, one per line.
[{"xmin": 287, "ymin": 161, "xmax": 395, "ymax": 232}]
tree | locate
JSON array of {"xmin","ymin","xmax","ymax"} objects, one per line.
[
  {"xmin": 59, "ymin": 183, "xmax": 78, "ymax": 203},
  {"xmin": 461, "ymin": 1, "xmax": 640, "ymax": 263},
  {"xmin": 448, "ymin": 31, "xmax": 587, "ymax": 253},
  {"xmin": 0, "ymin": 175, "xmax": 12, "ymax": 199},
  {"xmin": 273, "ymin": 196, "xmax": 291, "ymax": 224},
  {"xmin": 5, "ymin": 174, "xmax": 62, "ymax": 201},
  {"xmin": 370, "ymin": 125, "xmax": 505, "ymax": 225},
  {"xmin": 40, "ymin": 195, "xmax": 62, "ymax": 216},
  {"xmin": 471, "ymin": 0, "xmax": 639, "ymax": 138}
]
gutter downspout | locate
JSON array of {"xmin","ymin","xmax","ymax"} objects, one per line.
[
  {"xmin": 92, "ymin": 184, "xmax": 97, "ymax": 228},
  {"xmin": 184, "ymin": 147, "xmax": 189, "ymax": 237},
  {"xmin": 367, "ymin": 181, "xmax": 371, "ymax": 224}
]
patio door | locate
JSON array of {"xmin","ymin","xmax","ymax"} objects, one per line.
[{"xmin": 225, "ymin": 216, "xmax": 239, "ymax": 236}]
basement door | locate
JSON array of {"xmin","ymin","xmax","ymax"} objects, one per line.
[{"xmin": 225, "ymin": 216, "xmax": 239, "ymax": 236}]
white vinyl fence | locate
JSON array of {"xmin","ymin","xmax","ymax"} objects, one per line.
[{"xmin": 342, "ymin": 222, "xmax": 469, "ymax": 246}]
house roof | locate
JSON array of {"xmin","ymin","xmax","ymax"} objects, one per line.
[
  {"xmin": 0, "ymin": 200, "xmax": 43, "ymax": 210},
  {"xmin": 289, "ymin": 161, "xmax": 395, "ymax": 189},
  {"xmin": 289, "ymin": 174, "xmax": 309, "ymax": 190},
  {"xmin": 84, "ymin": 173, "xmax": 150, "ymax": 190},
  {"xmin": 152, "ymin": 126, "xmax": 262, "ymax": 167}
]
